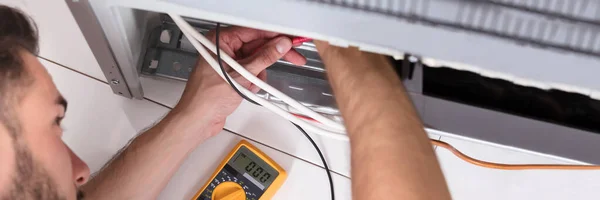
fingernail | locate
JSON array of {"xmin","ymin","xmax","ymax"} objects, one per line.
[{"xmin": 276, "ymin": 38, "xmax": 292, "ymax": 54}]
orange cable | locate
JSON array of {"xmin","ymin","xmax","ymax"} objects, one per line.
[
  {"xmin": 292, "ymin": 113, "xmax": 600, "ymax": 170},
  {"xmin": 430, "ymin": 139, "xmax": 600, "ymax": 170}
]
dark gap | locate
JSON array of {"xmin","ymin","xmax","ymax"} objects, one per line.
[{"xmin": 422, "ymin": 65, "xmax": 600, "ymax": 134}]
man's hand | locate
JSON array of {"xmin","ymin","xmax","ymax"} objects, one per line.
[
  {"xmin": 168, "ymin": 26, "xmax": 307, "ymax": 143},
  {"xmin": 81, "ymin": 27, "xmax": 307, "ymax": 200}
]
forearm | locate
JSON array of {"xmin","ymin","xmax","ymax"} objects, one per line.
[
  {"xmin": 78, "ymin": 26, "xmax": 300, "ymax": 199},
  {"xmin": 319, "ymin": 44, "xmax": 451, "ymax": 200},
  {"xmin": 81, "ymin": 110, "xmax": 211, "ymax": 199}
]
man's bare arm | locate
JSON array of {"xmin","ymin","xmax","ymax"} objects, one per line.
[
  {"xmin": 80, "ymin": 110, "xmax": 212, "ymax": 199},
  {"xmin": 315, "ymin": 41, "xmax": 451, "ymax": 200},
  {"xmin": 79, "ymin": 27, "xmax": 304, "ymax": 199}
]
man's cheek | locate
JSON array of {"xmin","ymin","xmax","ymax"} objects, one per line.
[
  {"xmin": 0, "ymin": 129, "xmax": 16, "ymax": 196},
  {"xmin": 23, "ymin": 129, "xmax": 74, "ymax": 193}
]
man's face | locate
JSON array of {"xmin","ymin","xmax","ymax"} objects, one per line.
[{"xmin": 0, "ymin": 51, "xmax": 90, "ymax": 199}]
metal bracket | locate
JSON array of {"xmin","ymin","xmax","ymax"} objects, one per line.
[
  {"xmin": 65, "ymin": 0, "xmax": 133, "ymax": 98},
  {"xmin": 402, "ymin": 54, "xmax": 423, "ymax": 94}
]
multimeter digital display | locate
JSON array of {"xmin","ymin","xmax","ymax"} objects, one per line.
[
  {"xmin": 193, "ymin": 140, "xmax": 286, "ymax": 200},
  {"xmin": 228, "ymin": 147, "xmax": 278, "ymax": 189}
]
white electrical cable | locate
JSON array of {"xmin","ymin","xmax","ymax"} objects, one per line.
[
  {"xmin": 169, "ymin": 14, "xmax": 346, "ymax": 133},
  {"xmin": 171, "ymin": 14, "xmax": 349, "ymax": 141}
]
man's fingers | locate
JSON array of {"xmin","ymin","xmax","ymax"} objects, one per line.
[
  {"xmin": 206, "ymin": 31, "xmax": 239, "ymax": 57},
  {"xmin": 240, "ymin": 40, "xmax": 307, "ymax": 66},
  {"xmin": 239, "ymin": 36, "xmax": 292, "ymax": 75},
  {"xmin": 249, "ymin": 70, "xmax": 267, "ymax": 93},
  {"xmin": 210, "ymin": 26, "xmax": 277, "ymax": 49},
  {"xmin": 282, "ymin": 49, "xmax": 307, "ymax": 66},
  {"xmin": 239, "ymin": 39, "xmax": 268, "ymax": 57},
  {"xmin": 228, "ymin": 26, "xmax": 279, "ymax": 43},
  {"xmin": 250, "ymin": 84, "xmax": 261, "ymax": 93},
  {"xmin": 258, "ymin": 70, "xmax": 267, "ymax": 82}
]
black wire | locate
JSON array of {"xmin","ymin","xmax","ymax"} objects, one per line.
[
  {"xmin": 215, "ymin": 23, "xmax": 259, "ymax": 106},
  {"xmin": 215, "ymin": 23, "xmax": 335, "ymax": 200},
  {"xmin": 292, "ymin": 123, "xmax": 335, "ymax": 200}
]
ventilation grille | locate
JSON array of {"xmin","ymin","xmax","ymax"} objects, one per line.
[{"xmin": 302, "ymin": 0, "xmax": 600, "ymax": 58}]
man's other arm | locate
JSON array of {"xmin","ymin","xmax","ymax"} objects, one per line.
[{"xmin": 315, "ymin": 41, "xmax": 452, "ymax": 200}]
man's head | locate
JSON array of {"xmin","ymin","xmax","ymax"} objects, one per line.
[{"xmin": 0, "ymin": 5, "xmax": 90, "ymax": 200}]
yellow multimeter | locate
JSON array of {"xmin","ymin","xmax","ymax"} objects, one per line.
[{"xmin": 192, "ymin": 140, "xmax": 287, "ymax": 200}]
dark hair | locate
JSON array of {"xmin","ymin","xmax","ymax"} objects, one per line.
[{"xmin": 0, "ymin": 5, "xmax": 39, "ymax": 137}]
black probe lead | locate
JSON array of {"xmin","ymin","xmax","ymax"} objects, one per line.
[
  {"xmin": 291, "ymin": 123, "xmax": 335, "ymax": 200},
  {"xmin": 215, "ymin": 23, "xmax": 335, "ymax": 200}
]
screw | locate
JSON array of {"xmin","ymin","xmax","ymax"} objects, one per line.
[
  {"xmin": 111, "ymin": 79, "xmax": 120, "ymax": 85},
  {"xmin": 408, "ymin": 55, "xmax": 419, "ymax": 63}
]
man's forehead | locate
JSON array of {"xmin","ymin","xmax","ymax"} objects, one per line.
[{"xmin": 20, "ymin": 51, "xmax": 59, "ymax": 97}]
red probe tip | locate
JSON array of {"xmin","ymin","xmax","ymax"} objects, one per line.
[{"xmin": 292, "ymin": 37, "xmax": 312, "ymax": 46}]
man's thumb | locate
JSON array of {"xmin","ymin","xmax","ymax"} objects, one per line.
[{"xmin": 242, "ymin": 36, "xmax": 292, "ymax": 75}]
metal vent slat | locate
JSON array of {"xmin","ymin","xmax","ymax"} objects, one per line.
[{"xmin": 304, "ymin": 0, "xmax": 600, "ymax": 58}]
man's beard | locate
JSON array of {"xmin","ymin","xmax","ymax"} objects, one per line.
[{"xmin": 1, "ymin": 136, "xmax": 82, "ymax": 200}]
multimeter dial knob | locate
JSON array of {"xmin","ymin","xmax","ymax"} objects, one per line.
[{"xmin": 211, "ymin": 182, "xmax": 246, "ymax": 200}]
